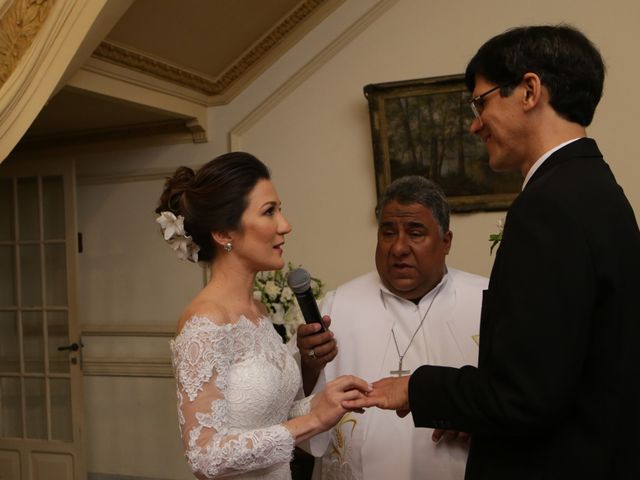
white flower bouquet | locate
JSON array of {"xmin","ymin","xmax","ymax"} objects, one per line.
[{"xmin": 254, "ymin": 262, "xmax": 324, "ymax": 342}]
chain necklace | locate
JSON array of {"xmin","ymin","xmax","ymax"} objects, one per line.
[{"xmin": 390, "ymin": 283, "xmax": 443, "ymax": 376}]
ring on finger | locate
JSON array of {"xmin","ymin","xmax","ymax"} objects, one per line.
[{"xmin": 307, "ymin": 349, "xmax": 317, "ymax": 359}]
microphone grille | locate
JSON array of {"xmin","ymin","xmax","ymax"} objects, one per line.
[{"xmin": 287, "ymin": 268, "xmax": 311, "ymax": 293}]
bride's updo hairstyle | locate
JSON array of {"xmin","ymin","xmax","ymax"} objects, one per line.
[{"xmin": 156, "ymin": 152, "xmax": 270, "ymax": 262}]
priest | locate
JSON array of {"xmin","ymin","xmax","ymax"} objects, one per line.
[{"xmin": 297, "ymin": 176, "xmax": 487, "ymax": 480}]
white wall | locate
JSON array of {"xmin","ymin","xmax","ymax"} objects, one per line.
[{"xmin": 32, "ymin": 0, "xmax": 640, "ymax": 477}]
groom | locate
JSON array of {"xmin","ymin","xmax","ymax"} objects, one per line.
[{"xmin": 346, "ymin": 25, "xmax": 640, "ymax": 479}]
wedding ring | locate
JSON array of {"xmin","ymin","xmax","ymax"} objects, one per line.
[{"xmin": 307, "ymin": 349, "xmax": 317, "ymax": 359}]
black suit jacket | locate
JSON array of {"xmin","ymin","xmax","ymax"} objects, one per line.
[{"xmin": 409, "ymin": 138, "xmax": 640, "ymax": 479}]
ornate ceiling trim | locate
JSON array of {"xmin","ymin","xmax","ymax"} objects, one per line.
[
  {"xmin": 92, "ymin": 41, "xmax": 215, "ymax": 94},
  {"xmin": 0, "ymin": 0, "xmax": 134, "ymax": 162},
  {"xmin": 91, "ymin": 0, "xmax": 330, "ymax": 97},
  {"xmin": 0, "ymin": 0, "xmax": 55, "ymax": 87}
]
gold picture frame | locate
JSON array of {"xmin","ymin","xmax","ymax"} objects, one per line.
[{"xmin": 364, "ymin": 74, "xmax": 521, "ymax": 212}]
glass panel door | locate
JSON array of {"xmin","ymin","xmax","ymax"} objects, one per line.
[
  {"xmin": 0, "ymin": 161, "xmax": 83, "ymax": 480},
  {"xmin": 0, "ymin": 175, "xmax": 74, "ymax": 437}
]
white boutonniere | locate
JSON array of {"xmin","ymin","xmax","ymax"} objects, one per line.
[{"xmin": 489, "ymin": 217, "xmax": 505, "ymax": 255}]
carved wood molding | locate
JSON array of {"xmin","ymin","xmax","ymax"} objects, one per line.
[
  {"xmin": 0, "ymin": 0, "xmax": 135, "ymax": 162},
  {"xmin": 0, "ymin": 0, "xmax": 55, "ymax": 87},
  {"xmin": 91, "ymin": 0, "xmax": 328, "ymax": 96}
]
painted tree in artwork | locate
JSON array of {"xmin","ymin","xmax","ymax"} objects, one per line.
[
  {"xmin": 384, "ymin": 89, "xmax": 520, "ymax": 196},
  {"xmin": 385, "ymin": 90, "xmax": 472, "ymax": 183}
]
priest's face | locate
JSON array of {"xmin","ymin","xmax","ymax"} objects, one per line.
[{"xmin": 375, "ymin": 200, "xmax": 452, "ymax": 301}]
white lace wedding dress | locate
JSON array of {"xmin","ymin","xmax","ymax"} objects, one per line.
[{"xmin": 170, "ymin": 314, "xmax": 312, "ymax": 479}]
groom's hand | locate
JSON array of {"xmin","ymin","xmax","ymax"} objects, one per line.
[{"xmin": 341, "ymin": 376, "xmax": 410, "ymax": 414}]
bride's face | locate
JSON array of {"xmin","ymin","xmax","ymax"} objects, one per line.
[{"xmin": 232, "ymin": 179, "xmax": 292, "ymax": 272}]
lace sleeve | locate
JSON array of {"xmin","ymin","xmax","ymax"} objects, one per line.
[
  {"xmin": 171, "ymin": 316, "xmax": 294, "ymax": 478},
  {"xmin": 288, "ymin": 395, "xmax": 313, "ymax": 419}
]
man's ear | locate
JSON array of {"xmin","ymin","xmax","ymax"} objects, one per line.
[
  {"xmin": 521, "ymin": 72, "xmax": 543, "ymax": 112},
  {"xmin": 443, "ymin": 230, "xmax": 453, "ymax": 255}
]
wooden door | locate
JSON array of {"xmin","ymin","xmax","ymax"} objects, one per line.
[{"xmin": 0, "ymin": 158, "xmax": 85, "ymax": 480}]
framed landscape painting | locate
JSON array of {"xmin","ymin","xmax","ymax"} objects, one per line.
[{"xmin": 364, "ymin": 74, "xmax": 521, "ymax": 212}]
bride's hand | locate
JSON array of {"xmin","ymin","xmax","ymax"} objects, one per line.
[{"xmin": 310, "ymin": 375, "xmax": 371, "ymax": 430}]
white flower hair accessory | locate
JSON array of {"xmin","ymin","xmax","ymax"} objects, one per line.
[{"xmin": 156, "ymin": 211, "xmax": 200, "ymax": 263}]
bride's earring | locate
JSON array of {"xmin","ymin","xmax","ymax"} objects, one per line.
[{"xmin": 223, "ymin": 242, "xmax": 233, "ymax": 253}]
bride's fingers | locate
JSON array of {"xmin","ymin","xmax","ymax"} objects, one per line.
[
  {"xmin": 342, "ymin": 395, "xmax": 379, "ymax": 410},
  {"xmin": 335, "ymin": 390, "xmax": 367, "ymax": 414},
  {"xmin": 339, "ymin": 389, "xmax": 367, "ymax": 402},
  {"xmin": 331, "ymin": 375, "xmax": 372, "ymax": 393}
]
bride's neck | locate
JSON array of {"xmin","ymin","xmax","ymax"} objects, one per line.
[{"xmin": 206, "ymin": 255, "xmax": 257, "ymax": 309}]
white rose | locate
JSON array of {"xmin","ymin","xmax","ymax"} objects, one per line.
[
  {"xmin": 281, "ymin": 286, "xmax": 293, "ymax": 302},
  {"xmin": 271, "ymin": 303, "xmax": 285, "ymax": 325},
  {"xmin": 264, "ymin": 281, "xmax": 280, "ymax": 300}
]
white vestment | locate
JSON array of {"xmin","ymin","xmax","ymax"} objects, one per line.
[{"xmin": 310, "ymin": 268, "xmax": 487, "ymax": 480}]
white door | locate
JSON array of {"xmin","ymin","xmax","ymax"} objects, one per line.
[{"xmin": 0, "ymin": 158, "xmax": 85, "ymax": 480}]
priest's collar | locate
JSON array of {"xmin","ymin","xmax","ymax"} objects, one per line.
[{"xmin": 378, "ymin": 269, "xmax": 450, "ymax": 308}]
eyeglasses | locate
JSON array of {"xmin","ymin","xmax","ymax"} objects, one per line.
[{"xmin": 469, "ymin": 84, "xmax": 510, "ymax": 118}]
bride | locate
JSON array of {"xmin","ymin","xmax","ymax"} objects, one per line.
[{"xmin": 156, "ymin": 152, "xmax": 370, "ymax": 479}]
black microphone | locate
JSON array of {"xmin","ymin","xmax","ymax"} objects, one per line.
[{"xmin": 287, "ymin": 268, "xmax": 327, "ymax": 332}]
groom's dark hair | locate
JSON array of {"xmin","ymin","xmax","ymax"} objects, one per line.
[{"xmin": 465, "ymin": 24, "xmax": 605, "ymax": 126}]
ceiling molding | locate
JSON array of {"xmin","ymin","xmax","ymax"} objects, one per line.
[
  {"xmin": 0, "ymin": 0, "xmax": 134, "ymax": 163},
  {"xmin": 66, "ymin": 63, "xmax": 209, "ymax": 142},
  {"xmin": 91, "ymin": 0, "xmax": 333, "ymax": 98},
  {"xmin": 80, "ymin": 57, "xmax": 210, "ymax": 106},
  {"xmin": 0, "ymin": 0, "xmax": 55, "ymax": 86},
  {"xmin": 92, "ymin": 41, "xmax": 216, "ymax": 95}
]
